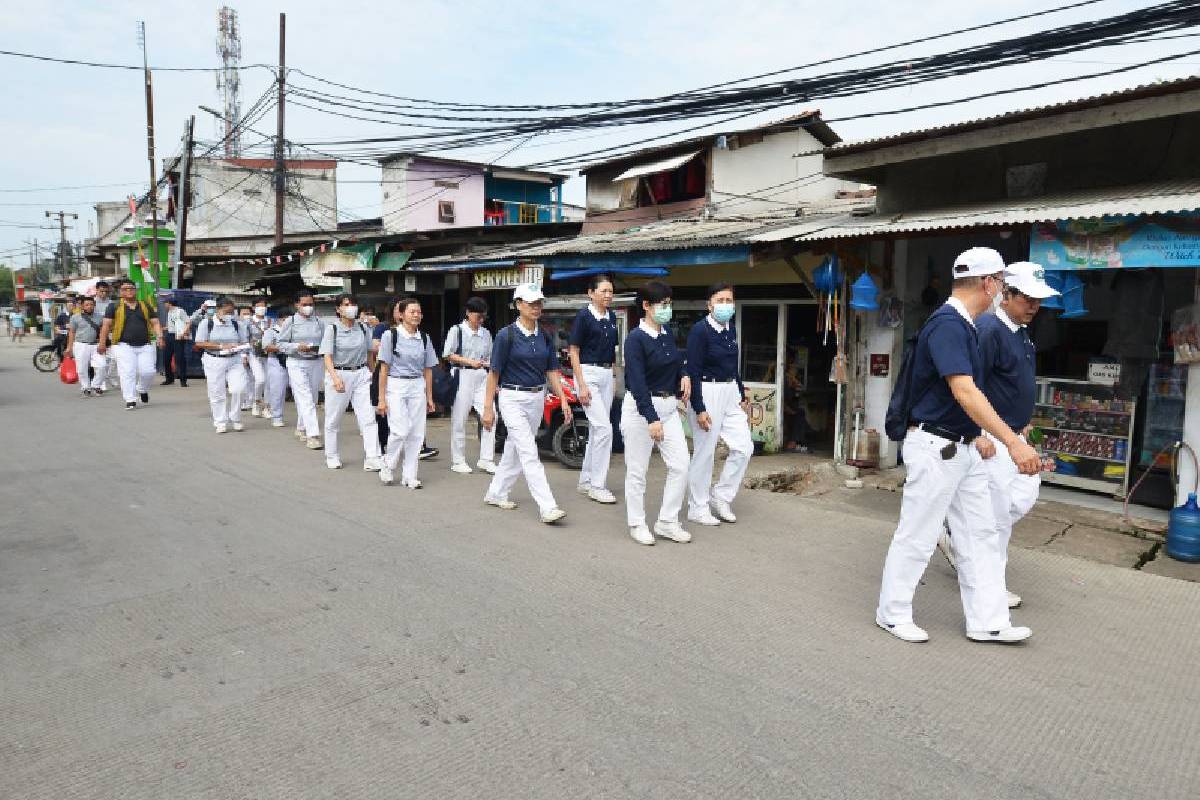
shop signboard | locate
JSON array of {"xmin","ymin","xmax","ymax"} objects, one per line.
[
  {"xmin": 300, "ymin": 243, "xmax": 377, "ymax": 288},
  {"xmin": 1030, "ymin": 214, "xmax": 1200, "ymax": 270},
  {"xmin": 473, "ymin": 264, "xmax": 544, "ymax": 291},
  {"xmin": 1087, "ymin": 359, "xmax": 1121, "ymax": 386}
]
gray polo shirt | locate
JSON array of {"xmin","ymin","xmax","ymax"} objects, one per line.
[
  {"xmin": 69, "ymin": 312, "xmax": 103, "ymax": 344},
  {"xmin": 443, "ymin": 321, "xmax": 493, "ymax": 364},
  {"xmin": 319, "ymin": 321, "xmax": 372, "ymax": 368},
  {"xmin": 195, "ymin": 316, "xmax": 249, "ymax": 347},
  {"xmin": 377, "ymin": 326, "xmax": 439, "ymax": 377},
  {"xmin": 276, "ymin": 314, "xmax": 325, "ymax": 359}
]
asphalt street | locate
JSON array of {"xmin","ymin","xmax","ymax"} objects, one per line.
[{"xmin": 1, "ymin": 340, "xmax": 1198, "ymax": 799}]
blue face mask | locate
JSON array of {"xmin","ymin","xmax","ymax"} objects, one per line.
[
  {"xmin": 712, "ymin": 303, "xmax": 735, "ymax": 324},
  {"xmin": 652, "ymin": 305, "xmax": 673, "ymax": 325}
]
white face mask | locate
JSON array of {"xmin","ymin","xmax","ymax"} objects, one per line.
[
  {"xmin": 240, "ymin": 314, "xmax": 252, "ymax": 322},
  {"xmin": 254, "ymin": 306, "xmax": 266, "ymax": 317},
  {"xmin": 298, "ymin": 305, "xmax": 314, "ymax": 317},
  {"xmin": 342, "ymin": 305, "xmax": 359, "ymax": 319}
]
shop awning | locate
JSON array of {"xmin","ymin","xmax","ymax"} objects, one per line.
[
  {"xmin": 543, "ymin": 245, "xmax": 749, "ymax": 273},
  {"xmin": 549, "ymin": 266, "xmax": 669, "ymax": 281},
  {"xmin": 407, "ymin": 258, "xmax": 518, "ymax": 273},
  {"xmin": 612, "ymin": 151, "xmax": 703, "ymax": 182},
  {"xmin": 375, "ymin": 250, "xmax": 412, "ymax": 271}
]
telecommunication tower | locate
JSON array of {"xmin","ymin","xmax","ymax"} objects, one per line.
[{"xmin": 215, "ymin": 6, "xmax": 242, "ymax": 158}]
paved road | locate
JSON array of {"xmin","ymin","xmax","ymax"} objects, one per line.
[{"xmin": 1, "ymin": 341, "xmax": 1198, "ymax": 799}]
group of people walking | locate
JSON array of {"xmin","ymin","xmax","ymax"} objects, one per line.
[{"xmin": 62, "ymin": 278, "xmax": 162, "ymax": 407}]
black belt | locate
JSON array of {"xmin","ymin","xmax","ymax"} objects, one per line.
[
  {"xmin": 701, "ymin": 376, "xmax": 736, "ymax": 383},
  {"xmin": 204, "ymin": 351, "xmax": 238, "ymax": 358},
  {"xmin": 338, "ymin": 363, "xmax": 368, "ymax": 371},
  {"xmin": 582, "ymin": 361, "xmax": 613, "ymax": 368},
  {"xmin": 501, "ymin": 383, "xmax": 545, "ymax": 392},
  {"xmin": 392, "ymin": 375, "xmax": 422, "ymax": 380},
  {"xmin": 650, "ymin": 391, "xmax": 675, "ymax": 398},
  {"xmin": 912, "ymin": 422, "xmax": 971, "ymax": 444},
  {"xmin": 291, "ymin": 355, "xmax": 320, "ymax": 361}
]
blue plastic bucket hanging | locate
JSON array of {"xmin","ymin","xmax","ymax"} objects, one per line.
[
  {"xmin": 813, "ymin": 254, "xmax": 843, "ymax": 294},
  {"xmin": 1041, "ymin": 270, "xmax": 1065, "ymax": 310},
  {"xmin": 1060, "ymin": 272, "xmax": 1088, "ymax": 318},
  {"xmin": 848, "ymin": 272, "xmax": 880, "ymax": 311}
]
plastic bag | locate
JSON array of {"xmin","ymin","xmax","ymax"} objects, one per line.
[{"xmin": 59, "ymin": 356, "xmax": 79, "ymax": 384}]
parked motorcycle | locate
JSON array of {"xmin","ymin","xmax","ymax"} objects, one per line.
[{"xmin": 33, "ymin": 336, "xmax": 67, "ymax": 372}]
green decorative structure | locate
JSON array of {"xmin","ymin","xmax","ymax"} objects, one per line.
[{"xmin": 117, "ymin": 226, "xmax": 173, "ymax": 302}]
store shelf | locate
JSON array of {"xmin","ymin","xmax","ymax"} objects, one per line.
[
  {"xmin": 1042, "ymin": 448, "xmax": 1126, "ymax": 465},
  {"xmin": 1036, "ymin": 377, "xmax": 1136, "ymax": 498},
  {"xmin": 1036, "ymin": 427, "xmax": 1127, "ymax": 440},
  {"xmin": 1034, "ymin": 403, "xmax": 1131, "ymax": 415},
  {"xmin": 1042, "ymin": 471, "xmax": 1125, "ymax": 497}
]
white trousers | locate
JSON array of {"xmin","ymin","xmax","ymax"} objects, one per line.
[
  {"xmin": 287, "ymin": 358, "xmax": 324, "ymax": 437},
  {"xmin": 951, "ymin": 432, "xmax": 1041, "ymax": 591},
  {"xmin": 265, "ymin": 356, "xmax": 289, "ymax": 422},
  {"xmin": 384, "ymin": 378, "xmax": 428, "ymax": 482},
  {"xmin": 449, "ymin": 367, "xmax": 496, "ymax": 466},
  {"xmin": 877, "ymin": 430, "xmax": 1011, "ymax": 633},
  {"xmin": 620, "ymin": 393, "xmax": 690, "ymax": 528},
  {"xmin": 202, "ymin": 354, "xmax": 248, "ymax": 426},
  {"xmin": 244, "ymin": 355, "xmax": 267, "ymax": 406},
  {"xmin": 111, "ymin": 343, "xmax": 156, "ymax": 403},
  {"xmin": 485, "ymin": 389, "xmax": 557, "ymax": 514},
  {"xmin": 687, "ymin": 382, "xmax": 753, "ymax": 515},
  {"xmin": 324, "ymin": 367, "xmax": 380, "ymax": 462},
  {"xmin": 72, "ymin": 342, "xmax": 104, "ymax": 391},
  {"xmin": 577, "ymin": 364, "xmax": 615, "ymax": 491}
]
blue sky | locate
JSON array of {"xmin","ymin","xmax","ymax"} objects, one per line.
[{"xmin": 1, "ymin": 0, "xmax": 1198, "ymax": 266}]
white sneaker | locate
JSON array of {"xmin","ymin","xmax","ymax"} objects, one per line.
[
  {"xmin": 232, "ymin": 422, "xmax": 245, "ymax": 432},
  {"xmin": 967, "ymin": 626, "xmax": 1032, "ymax": 643},
  {"xmin": 710, "ymin": 500, "xmax": 737, "ymax": 523},
  {"xmin": 576, "ymin": 483, "xmax": 592, "ymax": 496},
  {"xmin": 485, "ymin": 495, "xmax": 517, "ymax": 510},
  {"xmin": 363, "ymin": 457, "xmax": 383, "ymax": 472},
  {"xmin": 629, "ymin": 525, "xmax": 655, "ymax": 546},
  {"xmin": 251, "ymin": 403, "xmax": 263, "ymax": 417},
  {"xmin": 937, "ymin": 527, "xmax": 957, "ymax": 571},
  {"xmin": 403, "ymin": 479, "xmax": 423, "ymax": 490},
  {"xmin": 215, "ymin": 423, "xmax": 227, "ymax": 434},
  {"xmin": 653, "ymin": 520, "xmax": 692, "ymax": 543},
  {"xmin": 306, "ymin": 437, "xmax": 323, "ymax": 450},
  {"xmin": 326, "ymin": 458, "xmax": 343, "ymax": 470},
  {"xmin": 587, "ymin": 487, "xmax": 617, "ymax": 504},
  {"xmin": 540, "ymin": 507, "xmax": 566, "ymax": 524},
  {"xmin": 271, "ymin": 419, "xmax": 285, "ymax": 428},
  {"xmin": 688, "ymin": 510, "xmax": 722, "ymax": 526},
  {"xmin": 294, "ymin": 428, "xmax": 306, "ymax": 440},
  {"xmin": 476, "ymin": 460, "xmax": 497, "ymax": 475},
  {"xmin": 1007, "ymin": 591, "xmax": 1022, "ymax": 609},
  {"xmin": 450, "ymin": 462, "xmax": 473, "ymax": 475},
  {"xmin": 380, "ymin": 467, "xmax": 394, "ymax": 485},
  {"xmin": 876, "ymin": 619, "xmax": 930, "ymax": 643}
]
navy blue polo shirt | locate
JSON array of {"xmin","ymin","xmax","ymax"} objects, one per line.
[
  {"xmin": 569, "ymin": 306, "xmax": 618, "ymax": 364},
  {"xmin": 686, "ymin": 316, "xmax": 746, "ymax": 413},
  {"xmin": 490, "ymin": 322, "xmax": 558, "ymax": 388},
  {"xmin": 624, "ymin": 323, "xmax": 684, "ymax": 423},
  {"xmin": 908, "ymin": 302, "xmax": 983, "ymax": 439},
  {"xmin": 978, "ymin": 310, "xmax": 1037, "ymax": 431}
]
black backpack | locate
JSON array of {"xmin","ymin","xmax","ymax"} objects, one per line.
[{"xmin": 884, "ymin": 328, "xmax": 924, "ymax": 442}]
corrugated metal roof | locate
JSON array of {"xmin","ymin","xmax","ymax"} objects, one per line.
[
  {"xmin": 821, "ymin": 76, "xmax": 1200, "ymax": 157},
  {"xmin": 781, "ymin": 180, "xmax": 1200, "ymax": 241},
  {"xmin": 519, "ymin": 212, "xmax": 814, "ymax": 256},
  {"xmin": 405, "ymin": 238, "xmax": 575, "ymax": 268}
]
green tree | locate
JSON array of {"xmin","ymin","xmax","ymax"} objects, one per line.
[{"xmin": 0, "ymin": 265, "xmax": 13, "ymax": 305}]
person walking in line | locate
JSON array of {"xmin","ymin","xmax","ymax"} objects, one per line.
[
  {"xmin": 92, "ymin": 281, "xmax": 117, "ymax": 389},
  {"xmin": 161, "ymin": 298, "xmax": 191, "ymax": 387},
  {"xmin": 444, "ymin": 296, "xmax": 497, "ymax": 475},
  {"xmin": 375, "ymin": 296, "xmax": 439, "ymax": 488},
  {"xmin": 939, "ymin": 261, "xmax": 1059, "ymax": 610},
  {"xmin": 686, "ymin": 283, "xmax": 754, "ymax": 527},
  {"xmin": 568, "ymin": 274, "xmax": 619, "ymax": 505},
  {"xmin": 620, "ymin": 281, "xmax": 693, "ymax": 546},
  {"xmin": 10, "ymin": 307, "xmax": 26, "ymax": 342},
  {"xmin": 876, "ymin": 247, "xmax": 1042, "ymax": 645},
  {"xmin": 480, "ymin": 283, "xmax": 572, "ymax": 524},
  {"xmin": 320, "ymin": 293, "xmax": 382, "ymax": 472},
  {"xmin": 372, "ymin": 309, "xmax": 441, "ymax": 463},
  {"xmin": 275, "ymin": 290, "xmax": 327, "ymax": 450},
  {"xmin": 244, "ymin": 300, "xmax": 270, "ymax": 416},
  {"xmin": 261, "ymin": 313, "xmax": 291, "ymax": 428},
  {"xmin": 194, "ymin": 296, "xmax": 250, "ymax": 433},
  {"xmin": 97, "ymin": 279, "xmax": 163, "ymax": 410},
  {"xmin": 65, "ymin": 296, "xmax": 104, "ymax": 397}
]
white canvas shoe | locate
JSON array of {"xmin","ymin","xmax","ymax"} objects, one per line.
[
  {"xmin": 876, "ymin": 619, "xmax": 930, "ymax": 643},
  {"xmin": 653, "ymin": 520, "xmax": 692, "ymax": 543},
  {"xmin": 363, "ymin": 457, "xmax": 383, "ymax": 472},
  {"xmin": 688, "ymin": 510, "xmax": 722, "ymax": 526},
  {"xmin": 476, "ymin": 460, "xmax": 497, "ymax": 474},
  {"xmin": 485, "ymin": 495, "xmax": 517, "ymax": 510},
  {"xmin": 326, "ymin": 458, "xmax": 343, "ymax": 470},
  {"xmin": 271, "ymin": 419, "xmax": 286, "ymax": 428},
  {"xmin": 306, "ymin": 437, "xmax": 323, "ymax": 450},
  {"xmin": 380, "ymin": 467, "xmax": 394, "ymax": 486},
  {"xmin": 587, "ymin": 487, "xmax": 617, "ymax": 504},
  {"xmin": 967, "ymin": 626, "xmax": 1032, "ymax": 644},
  {"xmin": 629, "ymin": 525, "xmax": 655, "ymax": 546},
  {"xmin": 403, "ymin": 479, "xmax": 423, "ymax": 490},
  {"xmin": 232, "ymin": 422, "xmax": 245, "ymax": 432},
  {"xmin": 1007, "ymin": 591, "xmax": 1022, "ymax": 609},
  {"xmin": 450, "ymin": 462, "xmax": 473, "ymax": 474},
  {"xmin": 540, "ymin": 507, "xmax": 566, "ymax": 524},
  {"xmin": 710, "ymin": 500, "xmax": 737, "ymax": 523},
  {"xmin": 215, "ymin": 423, "xmax": 227, "ymax": 434}
]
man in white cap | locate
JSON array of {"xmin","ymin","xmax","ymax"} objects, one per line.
[
  {"xmin": 876, "ymin": 247, "xmax": 1042, "ymax": 645},
  {"xmin": 939, "ymin": 261, "xmax": 1059, "ymax": 610}
]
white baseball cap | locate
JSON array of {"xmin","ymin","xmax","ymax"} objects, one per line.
[
  {"xmin": 202, "ymin": 298, "xmax": 217, "ymax": 307},
  {"xmin": 951, "ymin": 246, "xmax": 1006, "ymax": 278},
  {"xmin": 1004, "ymin": 261, "xmax": 1060, "ymax": 299},
  {"xmin": 512, "ymin": 283, "xmax": 545, "ymax": 303}
]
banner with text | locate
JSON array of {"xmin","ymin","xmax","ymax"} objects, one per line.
[{"xmin": 1029, "ymin": 214, "xmax": 1200, "ymax": 270}]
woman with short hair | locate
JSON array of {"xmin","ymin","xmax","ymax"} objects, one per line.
[
  {"xmin": 444, "ymin": 296, "xmax": 498, "ymax": 475},
  {"xmin": 320, "ymin": 293, "xmax": 382, "ymax": 472},
  {"xmin": 568, "ymin": 274, "xmax": 619, "ymax": 504},
  {"xmin": 275, "ymin": 290, "xmax": 327, "ymax": 449},
  {"xmin": 194, "ymin": 295, "xmax": 250, "ymax": 433},
  {"xmin": 375, "ymin": 296, "xmax": 439, "ymax": 488},
  {"xmin": 620, "ymin": 281, "xmax": 692, "ymax": 546}
]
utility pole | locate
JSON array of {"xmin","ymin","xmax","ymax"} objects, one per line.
[
  {"xmin": 274, "ymin": 12, "xmax": 286, "ymax": 248},
  {"xmin": 138, "ymin": 21, "xmax": 160, "ymax": 285},
  {"xmin": 172, "ymin": 115, "xmax": 195, "ymax": 290},
  {"xmin": 45, "ymin": 210, "xmax": 78, "ymax": 283}
]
